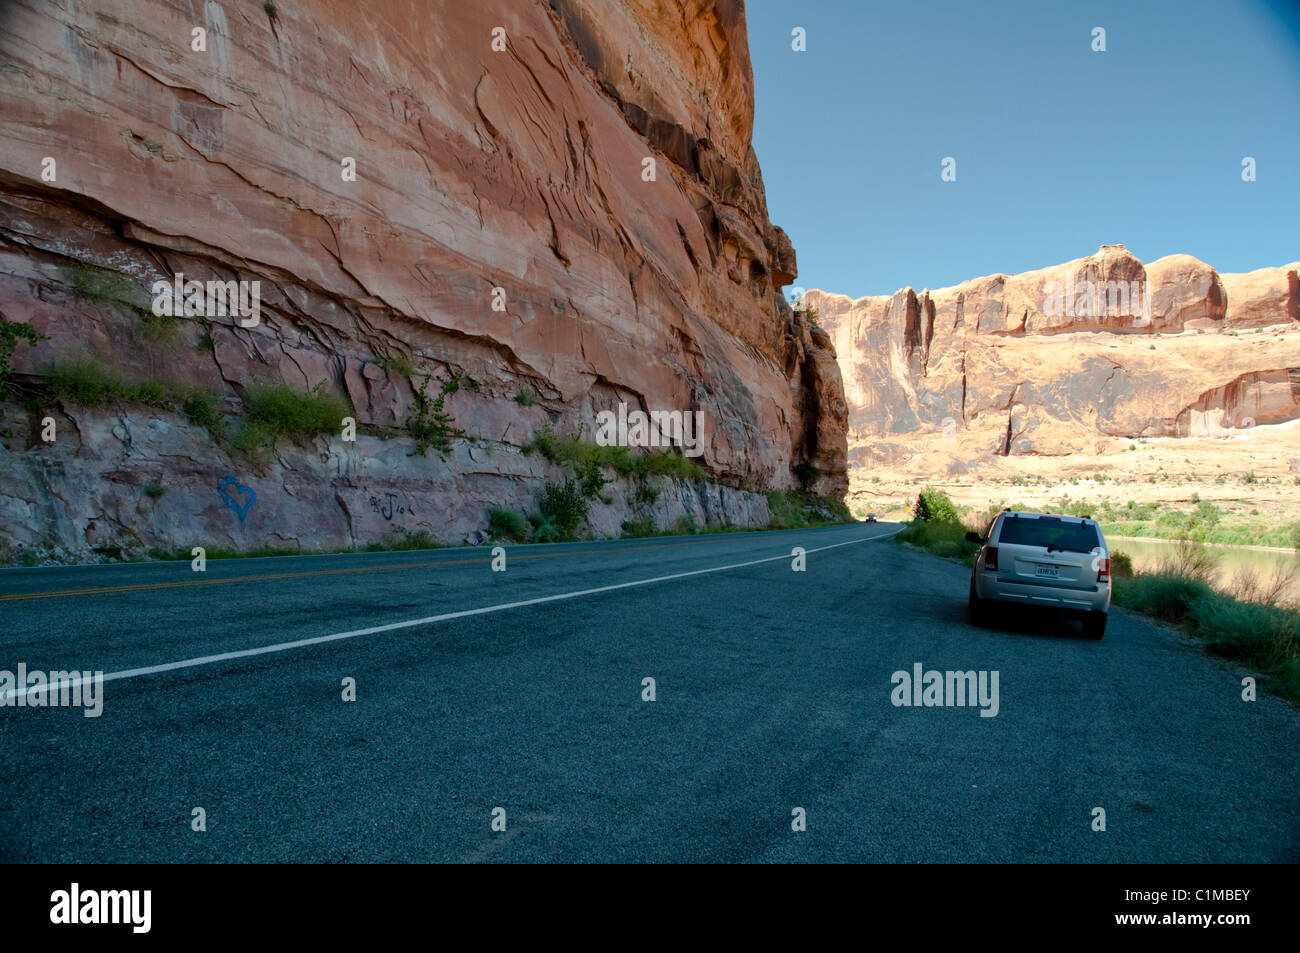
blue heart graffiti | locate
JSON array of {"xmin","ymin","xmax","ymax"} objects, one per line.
[{"xmin": 218, "ymin": 476, "xmax": 255, "ymax": 522}]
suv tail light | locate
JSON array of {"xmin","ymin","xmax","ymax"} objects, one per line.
[
  {"xmin": 984, "ymin": 546, "xmax": 998, "ymax": 572},
  {"xmin": 1097, "ymin": 556, "xmax": 1110, "ymax": 583}
]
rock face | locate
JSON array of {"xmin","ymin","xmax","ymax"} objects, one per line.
[
  {"xmin": 0, "ymin": 0, "xmax": 846, "ymax": 559},
  {"xmin": 808, "ymin": 245, "xmax": 1300, "ymax": 475}
]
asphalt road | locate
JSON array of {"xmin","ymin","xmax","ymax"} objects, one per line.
[{"xmin": 0, "ymin": 522, "xmax": 1296, "ymax": 862}]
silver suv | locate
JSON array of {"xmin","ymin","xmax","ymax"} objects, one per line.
[{"xmin": 966, "ymin": 510, "xmax": 1111, "ymax": 639}]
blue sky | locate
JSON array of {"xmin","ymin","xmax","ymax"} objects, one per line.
[{"xmin": 747, "ymin": 0, "xmax": 1300, "ymax": 299}]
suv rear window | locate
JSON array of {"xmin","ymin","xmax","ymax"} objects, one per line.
[{"xmin": 997, "ymin": 516, "xmax": 1101, "ymax": 553}]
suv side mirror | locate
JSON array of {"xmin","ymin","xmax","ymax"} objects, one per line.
[{"xmin": 965, "ymin": 531, "xmax": 983, "ymax": 544}]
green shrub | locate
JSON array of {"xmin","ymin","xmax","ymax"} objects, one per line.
[
  {"xmin": 487, "ymin": 505, "xmax": 530, "ymax": 542},
  {"xmin": 406, "ymin": 372, "xmax": 464, "ymax": 459},
  {"xmin": 674, "ymin": 514, "xmax": 699, "ymax": 535},
  {"xmin": 915, "ymin": 488, "xmax": 961, "ymax": 524},
  {"xmin": 1110, "ymin": 551, "xmax": 1135, "ymax": 578},
  {"xmin": 765, "ymin": 489, "xmax": 805, "ymax": 529},
  {"xmin": 620, "ymin": 516, "xmax": 656, "ymax": 538},
  {"xmin": 529, "ymin": 513, "xmax": 563, "ymax": 543},
  {"xmin": 183, "ymin": 391, "xmax": 224, "ymax": 431},
  {"xmin": 514, "ymin": 390, "xmax": 536, "ymax": 406},
  {"xmin": 576, "ymin": 457, "xmax": 608, "ymax": 499},
  {"xmin": 536, "ymin": 479, "xmax": 588, "ymax": 539},
  {"xmin": 0, "ymin": 318, "xmax": 47, "ymax": 399}
]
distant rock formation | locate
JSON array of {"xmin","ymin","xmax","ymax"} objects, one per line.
[{"xmin": 807, "ymin": 245, "xmax": 1300, "ymax": 471}]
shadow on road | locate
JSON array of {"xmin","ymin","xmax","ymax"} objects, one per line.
[{"xmin": 968, "ymin": 606, "xmax": 1100, "ymax": 642}]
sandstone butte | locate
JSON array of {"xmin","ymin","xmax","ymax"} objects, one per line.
[
  {"xmin": 806, "ymin": 245, "xmax": 1300, "ymax": 481},
  {"xmin": 0, "ymin": 0, "xmax": 848, "ymax": 559}
]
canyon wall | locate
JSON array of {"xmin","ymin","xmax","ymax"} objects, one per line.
[
  {"xmin": 0, "ymin": 0, "xmax": 846, "ymax": 560},
  {"xmin": 808, "ymin": 245, "xmax": 1300, "ymax": 474}
]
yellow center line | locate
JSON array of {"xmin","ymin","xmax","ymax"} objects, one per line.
[{"xmin": 0, "ymin": 539, "xmax": 729, "ymax": 603}]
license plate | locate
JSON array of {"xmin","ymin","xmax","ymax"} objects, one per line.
[{"xmin": 1035, "ymin": 565, "xmax": 1061, "ymax": 579}]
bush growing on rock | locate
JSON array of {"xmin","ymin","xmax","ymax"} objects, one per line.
[
  {"xmin": 244, "ymin": 380, "xmax": 351, "ymax": 442},
  {"xmin": 406, "ymin": 371, "xmax": 464, "ymax": 459},
  {"xmin": 0, "ymin": 317, "xmax": 47, "ymax": 399},
  {"xmin": 535, "ymin": 479, "xmax": 588, "ymax": 540}
]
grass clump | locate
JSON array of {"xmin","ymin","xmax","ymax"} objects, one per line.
[
  {"xmin": 514, "ymin": 390, "xmax": 536, "ymax": 406},
  {"xmin": 620, "ymin": 516, "xmax": 656, "ymax": 538},
  {"xmin": 243, "ymin": 380, "xmax": 349, "ymax": 441},
  {"xmin": 182, "ymin": 390, "xmax": 225, "ymax": 433},
  {"xmin": 896, "ymin": 518, "xmax": 982, "ymax": 565},
  {"xmin": 47, "ymin": 358, "xmax": 173, "ymax": 409},
  {"xmin": 673, "ymin": 514, "xmax": 699, "ymax": 535},
  {"xmin": 1114, "ymin": 548, "xmax": 1300, "ymax": 701},
  {"xmin": 65, "ymin": 264, "xmax": 141, "ymax": 307},
  {"xmin": 487, "ymin": 505, "xmax": 530, "ymax": 542},
  {"xmin": 48, "ymin": 358, "xmax": 129, "ymax": 407},
  {"xmin": 765, "ymin": 488, "xmax": 852, "ymax": 529},
  {"xmin": 377, "ymin": 354, "xmax": 414, "ymax": 378},
  {"xmin": 138, "ymin": 311, "xmax": 181, "ymax": 344},
  {"xmin": 362, "ymin": 530, "xmax": 443, "ymax": 552},
  {"xmin": 525, "ymin": 423, "xmax": 705, "ymax": 482}
]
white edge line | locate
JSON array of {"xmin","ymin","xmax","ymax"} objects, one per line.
[{"xmin": 1, "ymin": 529, "xmax": 901, "ymax": 701}]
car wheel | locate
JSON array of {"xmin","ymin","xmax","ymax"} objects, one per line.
[
  {"xmin": 1082, "ymin": 612, "xmax": 1107, "ymax": 640},
  {"xmin": 968, "ymin": 578, "xmax": 988, "ymax": 627}
]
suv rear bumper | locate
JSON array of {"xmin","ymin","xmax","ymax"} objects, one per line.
[{"xmin": 975, "ymin": 573, "xmax": 1111, "ymax": 613}]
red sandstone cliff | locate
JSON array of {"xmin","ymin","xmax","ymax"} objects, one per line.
[{"xmin": 0, "ymin": 0, "xmax": 846, "ymax": 557}]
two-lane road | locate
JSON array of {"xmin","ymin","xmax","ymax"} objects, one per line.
[{"xmin": 1, "ymin": 522, "xmax": 1296, "ymax": 862}]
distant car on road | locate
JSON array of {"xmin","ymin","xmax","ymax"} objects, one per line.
[
  {"xmin": 965, "ymin": 510, "xmax": 1111, "ymax": 638},
  {"xmin": 865, "ymin": 513, "xmax": 877, "ymax": 523}
]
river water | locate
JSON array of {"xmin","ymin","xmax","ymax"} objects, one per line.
[{"xmin": 1109, "ymin": 536, "xmax": 1300, "ymax": 604}]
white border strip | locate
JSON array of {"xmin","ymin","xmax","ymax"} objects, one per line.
[{"xmin": 1, "ymin": 529, "xmax": 900, "ymax": 701}]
